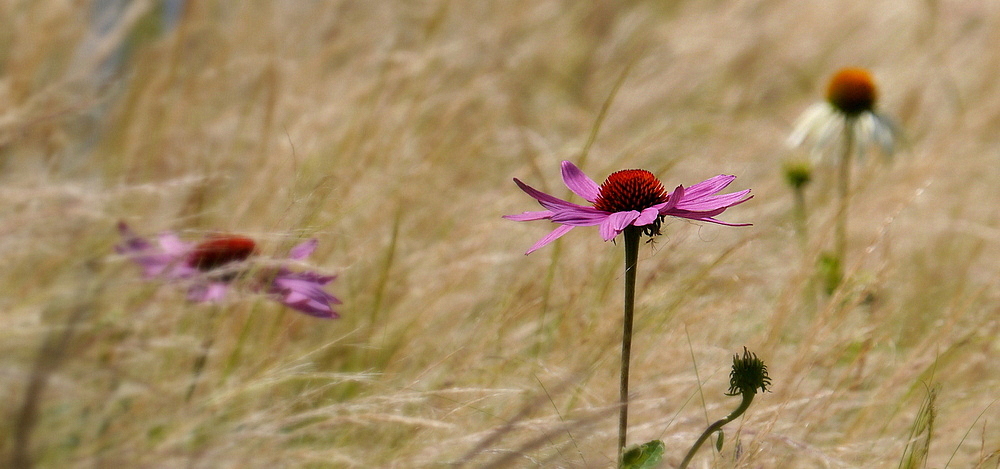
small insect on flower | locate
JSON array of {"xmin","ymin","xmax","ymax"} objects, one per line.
[
  {"xmin": 504, "ymin": 161, "xmax": 751, "ymax": 254},
  {"xmin": 116, "ymin": 222, "xmax": 341, "ymax": 318},
  {"xmin": 788, "ymin": 67, "xmax": 900, "ymax": 162}
]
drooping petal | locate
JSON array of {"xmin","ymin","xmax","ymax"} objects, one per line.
[
  {"xmin": 560, "ymin": 160, "xmax": 600, "ymax": 203},
  {"xmin": 787, "ymin": 102, "xmax": 833, "ymax": 148},
  {"xmin": 599, "ymin": 211, "xmax": 640, "ymax": 241},
  {"xmin": 158, "ymin": 233, "xmax": 193, "ymax": 256},
  {"xmin": 288, "ymin": 239, "xmax": 318, "ymax": 260},
  {"xmin": 512, "ymin": 179, "xmax": 589, "ymax": 212},
  {"xmin": 524, "ymin": 224, "xmax": 574, "ymax": 255},
  {"xmin": 188, "ymin": 282, "xmax": 230, "ymax": 302},
  {"xmin": 116, "ymin": 223, "xmax": 189, "ymax": 278},
  {"xmin": 116, "ymin": 222, "xmax": 151, "ymax": 252},
  {"xmin": 634, "ymin": 206, "xmax": 661, "ymax": 226},
  {"xmin": 660, "ymin": 175, "xmax": 753, "ymax": 226},
  {"xmin": 669, "ymin": 193, "xmax": 753, "ymax": 225},
  {"xmin": 549, "ymin": 206, "xmax": 608, "ymax": 226},
  {"xmin": 857, "ymin": 111, "xmax": 899, "ymax": 160},
  {"xmin": 506, "ymin": 162, "xmax": 751, "ymax": 253},
  {"xmin": 675, "ymin": 189, "xmax": 752, "ymax": 211},
  {"xmin": 269, "ymin": 270, "xmax": 340, "ymax": 319},
  {"xmin": 655, "ymin": 185, "xmax": 684, "ymax": 215},
  {"xmin": 503, "ymin": 210, "xmax": 554, "ymax": 222},
  {"xmin": 680, "ymin": 175, "xmax": 736, "ymax": 200}
]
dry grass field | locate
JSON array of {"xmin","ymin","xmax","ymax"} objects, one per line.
[{"xmin": 2, "ymin": 1, "xmax": 999, "ymax": 467}]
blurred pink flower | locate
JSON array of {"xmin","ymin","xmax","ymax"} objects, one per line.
[
  {"xmin": 504, "ymin": 161, "xmax": 752, "ymax": 254},
  {"xmin": 116, "ymin": 222, "xmax": 340, "ymax": 318}
]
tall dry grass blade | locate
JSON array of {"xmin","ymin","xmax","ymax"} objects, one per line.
[
  {"xmin": 898, "ymin": 384, "xmax": 937, "ymax": 469},
  {"xmin": 9, "ymin": 275, "xmax": 98, "ymax": 469}
]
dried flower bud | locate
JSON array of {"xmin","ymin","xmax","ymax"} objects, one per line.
[
  {"xmin": 727, "ymin": 347, "xmax": 771, "ymax": 396},
  {"xmin": 783, "ymin": 159, "xmax": 813, "ymax": 190}
]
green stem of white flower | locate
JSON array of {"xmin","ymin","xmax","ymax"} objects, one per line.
[
  {"xmin": 793, "ymin": 186, "xmax": 808, "ymax": 249},
  {"xmin": 618, "ymin": 226, "xmax": 641, "ymax": 463},
  {"xmin": 834, "ymin": 118, "xmax": 856, "ymax": 287}
]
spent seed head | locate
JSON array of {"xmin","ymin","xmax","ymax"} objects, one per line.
[
  {"xmin": 727, "ymin": 346, "xmax": 771, "ymax": 396},
  {"xmin": 826, "ymin": 67, "xmax": 877, "ymax": 116}
]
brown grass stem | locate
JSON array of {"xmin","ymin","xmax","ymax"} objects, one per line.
[{"xmin": 10, "ymin": 301, "xmax": 91, "ymax": 469}]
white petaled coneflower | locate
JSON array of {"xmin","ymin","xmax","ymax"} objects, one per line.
[{"xmin": 788, "ymin": 67, "xmax": 899, "ymax": 162}]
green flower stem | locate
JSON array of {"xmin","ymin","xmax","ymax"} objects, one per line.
[
  {"xmin": 618, "ymin": 226, "xmax": 641, "ymax": 463},
  {"xmin": 793, "ymin": 186, "xmax": 808, "ymax": 248},
  {"xmin": 833, "ymin": 118, "xmax": 856, "ymax": 286},
  {"xmin": 678, "ymin": 391, "xmax": 755, "ymax": 469}
]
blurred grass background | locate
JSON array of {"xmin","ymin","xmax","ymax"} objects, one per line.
[{"xmin": 1, "ymin": 1, "xmax": 998, "ymax": 467}]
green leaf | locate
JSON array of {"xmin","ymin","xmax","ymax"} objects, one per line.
[
  {"xmin": 620, "ymin": 439, "xmax": 665, "ymax": 469},
  {"xmin": 715, "ymin": 429, "xmax": 725, "ymax": 451}
]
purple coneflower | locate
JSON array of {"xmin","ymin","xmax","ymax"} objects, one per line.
[
  {"xmin": 504, "ymin": 161, "xmax": 752, "ymax": 254},
  {"xmin": 116, "ymin": 222, "xmax": 340, "ymax": 319},
  {"xmin": 504, "ymin": 161, "xmax": 751, "ymax": 460}
]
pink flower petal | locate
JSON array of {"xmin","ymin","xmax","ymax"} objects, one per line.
[
  {"xmin": 288, "ymin": 239, "xmax": 319, "ymax": 260},
  {"xmin": 158, "ymin": 233, "xmax": 193, "ymax": 256},
  {"xmin": 655, "ymin": 185, "xmax": 684, "ymax": 215},
  {"xmin": 270, "ymin": 270, "xmax": 341, "ymax": 318},
  {"xmin": 524, "ymin": 224, "xmax": 574, "ymax": 255},
  {"xmin": 560, "ymin": 160, "xmax": 600, "ymax": 203},
  {"xmin": 675, "ymin": 189, "xmax": 752, "ymax": 211},
  {"xmin": 634, "ymin": 207, "xmax": 661, "ymax": 226},
  {"xmin": 599, "ymin": 211, "xmax": 640, "ymax": 241},
  {"xmin": 550, "ymin": 206, "xmax": 608, "ymax": 226},
  {"xmin": 116, "ymin": 223, "xmax": 192, "ymax": 278},
  {"xmin": 682, "ymin": 175, "xmax": 737, "ymax": 199},
  {"xmin": 512, "ymin": 179, "xmax": 588, "ymax": 212},
  {"xmin": 188, "ymin": 282, "xmax": 229, "ymax": 302},
  {"xmin": 503, "ymin": 210, "xmax": 554, "ymax": 221},
  {"xmin": 506, "ymin": 166, "xmax": 751, "ymax": 252}
]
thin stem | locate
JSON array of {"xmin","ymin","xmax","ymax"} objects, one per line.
[
  {"xmin": 186, "ymin": 306, "xmax": 221, "ymax": 402},
  {"xmin": 792, "ymin": 186, "xmax": 808, "ymax": 249},
  {"xmin": 222, "ymin": 302, "xmax": 262, "ymax": 383},
  {"xmin": 833, "ymin": 118, "xmax": 856, "ymax": 285},
  {"xmin": 618, "ymin": 226, "xmax": 641, "ymax": 463},
  {"xmin": 679, "ymin": 392, "xmax": 755, "ymax": 469},
  {"xmin": 534, "ymin": 239, "xmax": 562, "ymax": 356}
]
